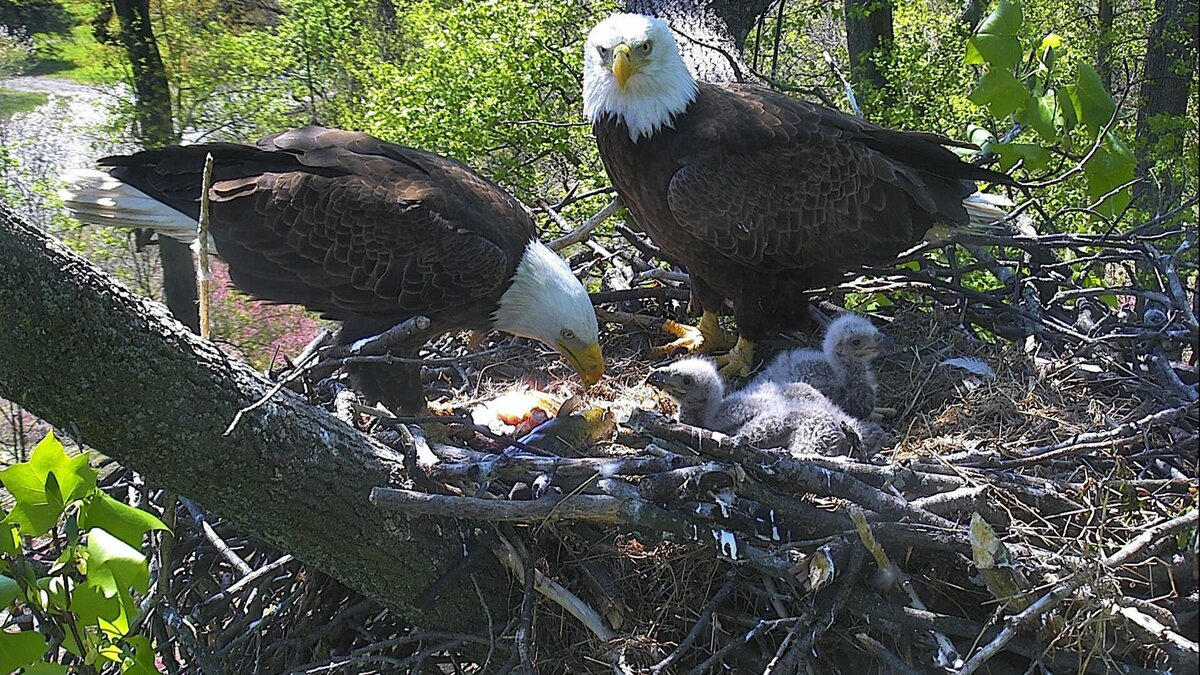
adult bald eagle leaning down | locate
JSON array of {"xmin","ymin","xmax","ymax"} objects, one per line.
[
  {"xmin": 61, "ymin": 126, "xmax": 604, "ymax": 413},
  {"xmin": 584, "ymin": 14, "xmax": 1016, "ymax": 376}
]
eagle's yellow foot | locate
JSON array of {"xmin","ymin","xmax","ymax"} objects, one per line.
[
  {"xmin": 426, "ymin": 399, "xmax": 459, "ymax": 416},
  {"xmin": 650, "ymin": 312, "xmax": 736, "ymax": 358},
  {"xmin": 467, "ymin": 329, "xmax": 489, "ymax": 350},
  {"xmin": 715, "ymin": 337, "xmax": 756, "ymax": 379}
]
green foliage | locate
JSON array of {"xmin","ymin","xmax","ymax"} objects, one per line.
[
  {"xmin": 1, "ymin": 432, "xmax": 168, "ymax": 673},
  {"xmin": 0, "ymin": 24, "xmax": 35, "ymax": 76},
  {"xmin": 964, "ymin": 0, "xmax": 1135, "ymax": 219},
  {"xmin": 0, "ymin": 0, "xmax": 75, "ymax": 35},
  {"xmin": 155, "ymin": 0, "xmax": 616, "ymax": 210},
  {"xmin": 965, "ymin": 0, "xmax": 1023, "ymax": 70}
]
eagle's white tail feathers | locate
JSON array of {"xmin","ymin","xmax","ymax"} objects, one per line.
[
  {"xmin": 59, "ymin": 168, "xmax": 200, "ymax": 242},
  {"xmin": 962, "ymin": 191, "xmax": 1014, "ymax": 227},
  {"xmin": 925, "ymin": 191, "xmax": 1015, "ymax": 242}
]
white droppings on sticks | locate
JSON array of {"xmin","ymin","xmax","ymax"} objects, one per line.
[
  {"xmin": 714, "ymin": 488, "xmax": 735, "ymax": 519},
  {"xmin": 713, "ymin": 529, "xmax": 739, "ymax": 560}
]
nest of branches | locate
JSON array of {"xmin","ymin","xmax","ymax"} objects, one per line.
[{"xmin": 88, "ymin": 200, "xmax": 1198, "ymax": 673}]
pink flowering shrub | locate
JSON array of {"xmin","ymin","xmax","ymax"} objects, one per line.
[
  {"xmin": 208, "ymin": 260, "xmax": 325, "ymax": 370},
  {"xmin": 0, "ymin": 401, "xmax": 53, "ymax": 463}
]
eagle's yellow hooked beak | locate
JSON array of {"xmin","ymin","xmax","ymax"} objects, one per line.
[
  {"xmin": 560, "ymin": 340, "xmax": 605, "ymax": 387},
  {"xmin": 612, "ymin": 43, "xmax": 635, "ymax": 90}
]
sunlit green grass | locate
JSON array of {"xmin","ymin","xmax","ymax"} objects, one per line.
[
  {"xmin": 0, "ymin": 89, "xmax": 49, "ymax": 118},
  {"xmin": 28, "ymin": 22, "xmax": 122, "ymax": 84}
]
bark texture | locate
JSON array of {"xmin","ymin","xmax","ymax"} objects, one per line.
[
  {"xmin": 0, "ymin": 201, "xmax": 506, "ymax": 632},
  {"xmin": 626, "ymin": 0, "xmax": 773, "ymax": 82},
  {"xmin": 1134, "ymin": 0, "xmax": 1198, "ymax": 200}
]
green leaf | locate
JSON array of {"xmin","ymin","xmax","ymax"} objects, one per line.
[
  {"xmin": 969, "ymin": 69, "xmax": 1027, "ymax": 118},
  {"xmin": 81, "ymin": 494, "xmax": 169, "ymax": 549},
  {"xmin": 29, "ymin": 433, "xmax": 95, "ymax": 504},
  {"xmin": 21, "ymin": 664, "xmax": 71, "ymax": 675},
  {"xmin": 72, "ymin": 580, "xmax": 130, "ymax": 638},
  {"xmin": 0, "ymin": 630, "xmax": 47, "ymax": 673},
  {"xmin": 1059, "ymin": 86, "xmax": 1079, "ymax": 133},
  {"xmin": 1016, "ymin": 91, "xmax": 1059, "ymax": 142},
  {"xmin": 0, "ymin": 520, "xmax": 17, "ymax": 555},
  {"xmin": 1075, "ymin": 62, "xmax": 1117, "ymax": 137},
  {"xmin": 1083, "ymin": 135, "xmax": 1136, "ymax": 217},
  {"xmin": 0, "ymin": 574, "xmax": 19, "ymax": 606},
  {"xmin": 995, "ymin": 143, "xmax": 1051, "ymax": 172},
  {"xmin": 1, "ymin": 464, "xmax": 62, "ymax": 537},
  {"xmin": 1038, "ymin": 33, "xmax": 1062, "ymax": 68},
  {"xmin": 86, "ymin": 528, "xmax": 150, "ymax": 598},
  {"xmin": 965, "ymin": 0, "xmax": 1024, "ymax": 70},
  {"xmin": 121, "ymin": 635, "xmax": 159, "ymax": 675},
  {"xmin": 1, "ymin": 433, "xmax": 96, "ymax": 537}
]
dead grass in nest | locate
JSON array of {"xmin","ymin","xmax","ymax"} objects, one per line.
[{"xmin": 880, "ymin": 312, "xmax": 1103, "ymax": 458}]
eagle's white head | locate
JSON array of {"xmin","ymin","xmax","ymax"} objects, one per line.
[
  {"xmin": 493, "ymin": 239, "xmax": 604, "ymax": 386},
  {"xmin": 583, "ymin": 13, "xmax": 698, "ymax": 142}
]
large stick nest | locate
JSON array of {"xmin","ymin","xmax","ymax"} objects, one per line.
[{"xmin": 48, "ymin": 206, "xmax": 1200, "ymax": 673}]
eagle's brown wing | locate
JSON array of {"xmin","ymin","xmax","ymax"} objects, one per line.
[
  {"xmin": 102, "ymin": 126, "xmax": 533, "ymax": 322},
  {"xmin": 665, "ymin": 83, "xmax": 1011, "ymax": 270}
]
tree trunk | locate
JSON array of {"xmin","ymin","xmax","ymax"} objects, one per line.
[
  {"xmin": 625, "ymin": 0, "xmax": 773, "ymax": 82},
  {"xmin": 110, "ymin": 0, "xmax": 173, "ymax": 148},
  {"xmin": 1097, "ymin": 0, "xmax": 1114, "ymax": 90},
  {"xmin": 0, "ymin": 201, "xmax": 507, "ymax": 633},
  {"xmin": 1134, "ymin": 0, "xmax": 1198, "ymax": 204},
  {"xmin": 844, "ymin": 0, "xmax": 894, "ymax": 115},
  {"xmin": 109, "ymin": 0, "xmax": 199, "ymax": 333},
  {"xmin": 958, "ymin": 0, "xmax": 986, "ymax": 33}
]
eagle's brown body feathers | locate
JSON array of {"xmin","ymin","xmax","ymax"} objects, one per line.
[
  {"xmin": 102, "ymin": 126, "xmax": 540, "ymax": 411},
  {"xmin": 595, "ymin": 81, "xmax": 1012, "ymax": 339}
]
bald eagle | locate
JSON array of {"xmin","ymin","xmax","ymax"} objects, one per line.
[
  {"xmin": 61, "ymin": 126, "xmax": 604, "ymax": 413},
  {"xmin": 584, "ymin": 14, "xmax": 1015, "ymax": 376}
]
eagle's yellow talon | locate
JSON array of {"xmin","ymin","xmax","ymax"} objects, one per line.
[
  {"xmin": 651, "ymin": 312, "xmax": 736, "ymax": 358},
  {"xmin": 714, "ymin": 337, "xmax": 756, "ymax": 379},
  {"xmin": 696, "ymin": 311, "xmax": 736, "ymax": 352},
  {"xmin": 650, "ymin": 320, "xmax": 705, "ymax": 357}
]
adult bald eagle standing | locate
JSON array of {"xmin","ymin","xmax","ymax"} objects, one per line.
[
  {"xmin": 61, "ymin": 126, "xmax": 604, "ymax": 413},
  {"xmin": 583, "ymin": 14, "xmax": 1015, "ymax": 376}
]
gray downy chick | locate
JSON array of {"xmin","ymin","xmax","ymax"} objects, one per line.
[
  {"xmin": 733, "ymin": 381, "xmax": 888, "ymax": 457},
  {"xmin": 646, "ymin": 357, "xmax": 792, "ymax": 432},
  {"xmin": 648, "ymin": 359, "xmax": 887, "ymax": 457},
  {"xmin": 748, "ymin": 314, "xmax": 892, "ymax": 419}
]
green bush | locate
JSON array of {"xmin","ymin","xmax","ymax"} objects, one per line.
[{"xmin": 2, "ymin": 432, "xmax": 167, "ymax": 673}]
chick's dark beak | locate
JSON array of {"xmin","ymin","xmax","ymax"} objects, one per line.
[{"xmin": 876, "ymin": 334, "xmax": 897, "ymax": 355}]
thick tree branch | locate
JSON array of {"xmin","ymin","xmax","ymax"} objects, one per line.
[{"xmin": 0, "ymin": 202, "xmax": 506, "ymax": 633}]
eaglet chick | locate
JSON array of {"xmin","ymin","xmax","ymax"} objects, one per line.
[
  {"xmin": 748, "ymin": 314, "xmax": 892, "ymax": 419},
  {"xmin": 735, "ymin": 380, "xmax": 888, "ymax": 457},
  {"xmin": 645, "ymin": 357, "xmax": 779, "ymax": 431},
  {"xmin": 647, "ymin": 358, "xmax": 886, "ymax": 456}
]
